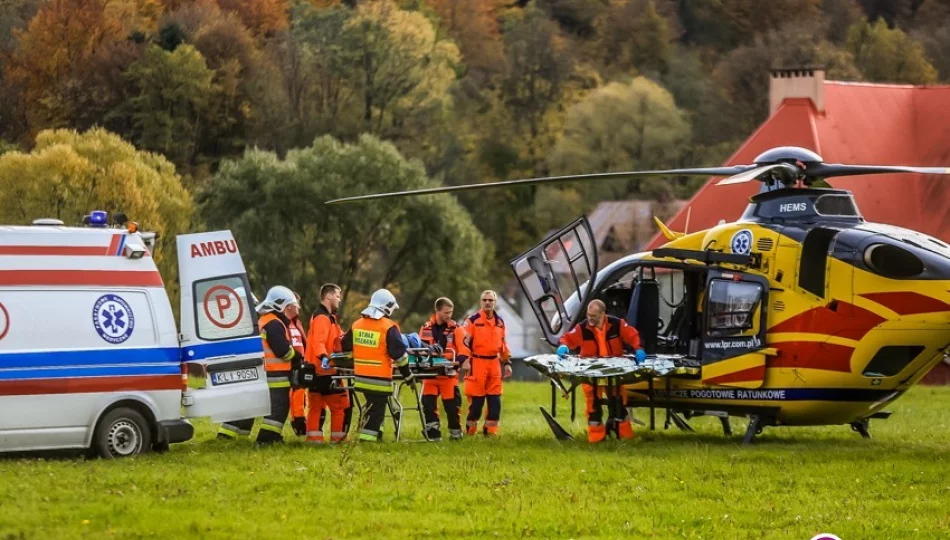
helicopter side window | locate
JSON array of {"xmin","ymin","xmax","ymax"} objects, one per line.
[{"xmin": 706, "ymin": 279, "xmax": 762, "ymax": 336}]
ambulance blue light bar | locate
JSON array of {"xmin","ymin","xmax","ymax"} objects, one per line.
[{"xmin": 89, "ymin": 210, "xmax": 107, "ymax": 227}]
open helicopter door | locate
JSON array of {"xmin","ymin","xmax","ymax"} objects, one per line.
[
  {"xmin": 510, "ymin": 217, "xmax": 598, "ymax": 346},
  {"xmin": 700, "ymin": 270, "xmax": 770, "ymax": 389}
]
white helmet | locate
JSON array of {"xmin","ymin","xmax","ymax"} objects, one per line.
[
  {"xmin": 256, "ymin": 285, "xmax": 298, "ymax": 314},
  {"xmin": 361, "ymin": 288, "xmax": 399, "ymax": 320}
]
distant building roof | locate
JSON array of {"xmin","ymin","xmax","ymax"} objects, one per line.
[
  {"xmin": 646, "ymin": 70, "xmax": 950, "ymax": 249},
  {"xmin": 589, "ymin": 200, "xmax": 684, "ymax": 266}
]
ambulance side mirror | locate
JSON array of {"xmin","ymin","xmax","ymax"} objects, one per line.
[{"xmin": 123, "ymin": 242, "xmax": 148, "ymax": 260}]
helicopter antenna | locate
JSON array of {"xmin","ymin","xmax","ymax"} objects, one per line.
[{"xmin": 684, "ymin": 206, "xmax": 691, "ymax": 235}]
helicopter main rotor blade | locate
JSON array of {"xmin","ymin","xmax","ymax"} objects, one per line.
[
  {"xmin": 806, "ymin": 163, "xmax": 950, "ymax": 178},
  {"xmin": 715, "ymin": 163, "xmax": 800, "ymax": 186},
  {"xmin": 324, "ymin": 166, "xmax": 756, "ymax": 204}
]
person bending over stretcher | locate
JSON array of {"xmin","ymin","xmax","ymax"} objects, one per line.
[{"xmin": 557, "ymin": 299, "xmax": 646, "ymax": 443}]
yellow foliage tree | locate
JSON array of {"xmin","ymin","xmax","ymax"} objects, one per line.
[{"xmin": 0, "ymin": 128, "xmax": 195, "ymax": 302}]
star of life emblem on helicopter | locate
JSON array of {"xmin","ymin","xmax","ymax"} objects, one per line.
[
  {"xmin": 93, "ymin": 294, "xmax": 135, "ymax": 344},
  {"xmin": 730, "ymin": 229, "xmax": 753, "ymax": 255}
]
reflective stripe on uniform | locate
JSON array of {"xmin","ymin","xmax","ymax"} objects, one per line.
[
  {"xmin": 330, "ymin": 432, "xmax": 347, "ymax": 441},
  {"xmin": 267, "ymin": 373, "xmax": 290, "ymax": 388},
  {"xmin": 260, "ymin": 418, "xmax": 284, "ymax": 433},
  {"xmin": 359, "ymin": 429, "xmax": 379, "ymax": 441},
  {"xmin": 218, "ymin": 424, "xmax": 250, "ymax": 438},
  {"xmin": 354, "ymin": 376, "xmax": 392, "ymax": 392},
  {"xmin": 354, "ymin": 359, "xmax": 383, "ymax": 366}
]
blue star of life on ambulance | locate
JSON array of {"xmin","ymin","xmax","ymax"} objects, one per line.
[{"xmin": 93, "ymin": 294, "xmax": 135, "ymax": 344}]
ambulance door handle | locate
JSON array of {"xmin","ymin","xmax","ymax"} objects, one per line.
[{"xmin": 202, "ymin": 355, "xmax": 238, "ymax": 363}]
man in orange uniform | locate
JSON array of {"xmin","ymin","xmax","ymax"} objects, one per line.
[
  {"xmin": 462, "ymin": 289, "xmax": 511, "ymax": 436},
  {"xmin": 419, "ymin": 297, "xmax": 470, "ymax": 441},
  {"xmin": 289, "ymin": 291, "xmax": 308, "ymax": 436},
  {"xmin": 303, "ymin": 283, "xmax": 352, "ymax": 444},
  {"xmin": 557, "ymin": 299, "xmax": 646, "ymax": 443},
  {"xmin": 342, "ymin": 288, "xmax": 416, "ymax": 442}
]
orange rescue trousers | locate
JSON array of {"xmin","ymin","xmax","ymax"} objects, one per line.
[
  {"xmin": 306, "ymin": 388, "xmax": 352, "ymax": 443},
  {"xmin": 583, "ymin": 383, "xmax": 635, "ymax": 443},
  {"xmin": 290, "ymin": 388, "xmax": 307, "ymax": 435},
  {"xmin": 422, "ymin": 377, "xmax": 462, "ymax": 440},
  {"xmin": 464, "ymin": 359, "xmax": 503, "ymax": 435}
]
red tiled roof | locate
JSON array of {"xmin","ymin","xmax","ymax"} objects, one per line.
[{"xmin": 645, "ymin": 81, "xmax": 950, "ymax": 249}]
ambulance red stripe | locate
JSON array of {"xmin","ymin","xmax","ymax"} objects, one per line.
[
  {"xmin": 0, "ymin": 246, "xmax": 109, "ymax": 256},
  {"xmin": 107, "ymin": 234, "xmax": 121, "ymax": 255},
  {"xmin": 0, "ymin": 270, "xmax": 163, "ymax": 287},
  {"xmin": 0, "ymin": 375, "xmax": 181, "ymax": 396}
]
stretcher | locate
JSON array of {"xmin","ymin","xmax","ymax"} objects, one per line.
[
  {"xmin": 329, "ymin": 348, "xmax": 460, "ymax": 442},
  {"xmin": 524, "ymin": 353, "xmax": 701, "ymax": 440}
]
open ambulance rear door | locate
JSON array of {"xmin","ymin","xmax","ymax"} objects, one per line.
[{"xmin": 177, "ymin": 231, "xmax": 270, "ymax": 422}]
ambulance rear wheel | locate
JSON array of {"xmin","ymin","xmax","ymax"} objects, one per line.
[{"xmin": 94, "ymin": 408, "xmax": 152, "ymax": 459}]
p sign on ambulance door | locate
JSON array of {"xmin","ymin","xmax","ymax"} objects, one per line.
[{"xmin": 177, "ymin": 231, "xmax": 270, "ymax": 422}]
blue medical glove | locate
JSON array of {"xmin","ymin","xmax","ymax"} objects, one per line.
[
  {"xmin": 320, "ymin": 355, "xmax": 330, "ymax": 370},
  {"xmin": 556, "ymin": 345, "xmax": 569, "ymax": 358},
  {"xmin": 635, "ymin": 349, "xmax": 647, "ymax": 364}
]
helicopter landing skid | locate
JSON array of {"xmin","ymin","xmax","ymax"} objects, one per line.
[
  {"xmin": 664, "ymin": 410, "xmax": 695, "ymax": 432},
  {"xmin": 741, "ymin": 415, "xmax": 777, "ymax": 444},
  {"xmin": 850, "ymin": 418, "xmax": 871, "ymax": 439}
]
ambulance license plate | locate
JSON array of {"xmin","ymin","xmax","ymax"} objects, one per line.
[{"xmin": 211, "ymin": 368, "xmax": 259, "ymax": 386}]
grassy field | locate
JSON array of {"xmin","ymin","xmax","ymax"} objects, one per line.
[{"xmin": 2, "ymin": 382, "xmax": 950, "ymax": 539}]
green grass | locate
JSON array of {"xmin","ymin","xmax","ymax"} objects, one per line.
[{"xmin": 2, "ymin": 383, "xmax": 950, "ymax": 539}]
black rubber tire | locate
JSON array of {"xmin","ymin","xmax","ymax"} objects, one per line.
[{"xmin": 93, "ymin": 407, "xmax": 152, "ymax": 459}]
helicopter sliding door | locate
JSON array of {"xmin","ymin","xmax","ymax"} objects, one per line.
[
  {"xmin": 510, "ymin": 217, "xmax": 598, "ymax": 346},
  {"xmin": 700, "ymin": 270, "xmax": 769, "ymax": 389}
]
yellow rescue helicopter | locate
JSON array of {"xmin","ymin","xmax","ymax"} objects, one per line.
[{"xmin": 326, "ymin": 146, "xmax": 950, "ymax": 443}]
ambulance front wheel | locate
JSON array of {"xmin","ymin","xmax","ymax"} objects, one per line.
[{"xmin": 93, "ymin": 407, "xmax": 153, "ymax": 459}]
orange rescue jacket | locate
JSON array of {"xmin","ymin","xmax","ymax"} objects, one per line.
[
  {"xmin": 260, "ymin": 312, "xmax": 294, "ymax": 372},
  {"xmin": 305, "ymin": 304, "xmax": 343, "ymax": 376},
  {"xmin": 351, "ymin": 316, "xmax": 408, "ymax": 393},
  {"xmin": 463, "ymin": 310, "xmax": 511, "ymax": 363},
  {"xmin": 420, "ymin": 314, "xmax": 470, "ymax": 375},
  {"xmin": 559, "ymin": 315, "xmax": 641, "ymax": 357}
]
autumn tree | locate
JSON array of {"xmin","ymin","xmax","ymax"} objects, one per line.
[
  {"xmin": 287, "ymin": 3, "xmax": 362, "ymax": 144},
  {"xmin": 856, "ymin": 0, "xmax": 917, "ymax": 25},
  {"xmin": 548, "ymin": 76, "xmax": 691, "ymax": 204},
  {"xmin": 596, "ymin": 0, "xmax": 674, "ymax": 77},
  {"xmin": 0, "ymin": 127, "xmax": 194, "ymax": 298},
  {"xmin": 536, "ymin": 0, "xmax": 605, "ymax": 38},
  {"xmin": 124, "ymin": 44, "xmax": 216, "ymax": 172},
  {"xmin": 677, "ymin": 0, "xmax": 821, "ymax": 50},
  {"xmin": 159, "ymin": 1, "xmax": 265, "ymax": 164},
  {"xmin": 424, "ymin": 0, "xmax": 506, "ymax": 83},
  {"xmin": 846, "ymin": 17, "xmax": 938, "ymax": 84},
  {"xmin": 501, "ymin": 5, "xmax": 573, "ymax": 164},
  {"xmin": 821, "ymin": 0, "xmax": 864, "ymax": 44},
  {"xmin": 199, "ymin": 134, "xmax": 490, "ymax": 328},
  {"xmin": 348, "ymin": 1, "xmax": 460, "ymax": 137},
  {"xmin": 715, "ymin": 18, "xmax": 861, "ymax": 135},
  {"xmin": 216, "ymin": 0, "xmax": 288, "ymax": 38},
  {"xmin": 4, "ymin": 0, "xmax": 127, "ymax": 139},
  {"xmin": 910, "ymin": 0, "xmax": 950, "ymax": 79}
]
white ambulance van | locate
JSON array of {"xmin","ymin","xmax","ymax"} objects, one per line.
[{"xmin": 0, "ymin": 211, "xmax": 271, "ymax": 458}]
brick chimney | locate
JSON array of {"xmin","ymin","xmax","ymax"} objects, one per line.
[{"xmin": 769, "ymin": 67, "xmax": 825, "ymax": 116}]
